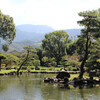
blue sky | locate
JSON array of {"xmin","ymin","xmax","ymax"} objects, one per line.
[{"xmin": 0, "ymin": 0, "xmax": 100, "ymax": 30}]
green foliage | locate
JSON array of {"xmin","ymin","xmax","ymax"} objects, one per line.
[
  {"xmin": 60, "ymin": 56, "xmax": 69, "ymax": 69},
  {"xmin": 2, "ymin": 53, "xmax": 19, "ymax": 69},
  {"xmin": 36, "ymin": 48, "xmax": 44, "ymax": 66},
  {"xmin": 60, "ymin": 55, "xmax": 80, "ymax": 70},
  {"xmin": 33, "ymin": 60, "xmax": 40, "ymax": 66},
  {"xmin": 67, "ymin": 39, "xmax": 77, "ymax": 55},
  {"xmin": 42, "ymin": 30, "xmax": 70, "ymax": 64},
  {"xmin": 67, "ymin": 38, "xmax": 86, "ymax": 56},
  {"xmin": 97, "ymin": 59, "xmax": 100, "ymax": 63},
  {"xmin": 2, "ymin": 44, "xmax": 9, "ymax": 52},
  {"xmin": 20, "ymin": 45, "xmax": 38, "ymax": 66},
  {"xmin": 42, "ymin": 56, "xmax": 57, "ymax": 67},
  {"xmin": 13, "ymin": 65, "xmax": 19, "ymax": 69},
  {"xmin": 0, "ymin": 53, "xmax": 6, "ymax": 71},
  {"xmin": 78, "ymin": 9, "xmax": 100, "ymax": 39},
  {"xmin": 0, "ymin": 10, "xmax": 16, "ymax": 43},
  {"xmin": 42, "ymin": 56, "xmax": 48, "ymax": 63},
  {"xmin": 85, "ymin": 38, "xmax": 100, "ymax": 77},
  {"xmin": 0, "ymin": 54, "xmax": 6, "ymax": 60},
  {"xmin": 27, "ymin": 66, "xmax": 35, "ymax": 70},
  {"xmin": 77, "ymin": 8, "xmax": 100, "ymax": 78}
]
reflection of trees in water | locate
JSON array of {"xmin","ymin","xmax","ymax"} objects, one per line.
[
  {"xmin": 0, "ymin": 74, "xmax": 44, "ymax": 100},
  {"xmin": 41, "ymin": 82, "xmax": 69, "ymax": 100},
  {"xmin": 0, "ymin": 77, "xmax": 8, "ymax": 91},
  {"xmin": 17, "ymin": 74, "xmax": 44, "ymax": 100},
  {"xmin": 78, "ymin": 85, "xmax": 100, "ymax": 100},
  {"xmin": 0, "ymin": 76, "xmax": 18, "ymax": 91},
  {"xmin": 79, "ymin": 89, "xmax": 87, "ymax": 100},
  {"xmin": 0, "ymin": 75, "xmax": 25, "ymax": 99}
]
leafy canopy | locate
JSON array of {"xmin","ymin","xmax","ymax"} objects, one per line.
[
  {"xmin": 42, "ymin": 30, "xmax": 69, "ymax": 64},
  {"xmin": 0, "ymin": 10, "xmax": 16, "ymax": 43}
]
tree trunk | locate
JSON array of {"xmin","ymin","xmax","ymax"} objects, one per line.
[
  {"xmin": 57, "ymin": 57, "xmax": 60, "ymax": 66},
  {"xmin": 79, "ymin": 35, "xmax": 89, "ymax": 79},
  {"xmin": 17, "ymin": 50, "xmax": 29, "ymax": 75},
  {"xmin": 0, "ymin": 59, "xmax": 1, "ymax": 71}
]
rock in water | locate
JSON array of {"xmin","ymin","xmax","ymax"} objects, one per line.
[{"xmin": 56, "ymin": 71, "xmax": 70, "ymax": 79}]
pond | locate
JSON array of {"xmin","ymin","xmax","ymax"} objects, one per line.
[{"xmin": 0, "ymin": 74, "xmax": 100, "ymax": 100}]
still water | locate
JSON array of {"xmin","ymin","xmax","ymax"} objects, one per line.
[{"xmin": 0, "ymin": 74, "xmax": 100, "ymax": 100}]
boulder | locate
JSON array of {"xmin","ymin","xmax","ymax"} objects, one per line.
[{"xmin": 56, "ymin": 71, "xmax": 70, "ymax": 79}]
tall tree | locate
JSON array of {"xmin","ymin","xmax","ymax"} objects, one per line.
[
  {"xmin": 78, "ymin": 9, "xmax": 100, "ymax": 79},
  {"xmin": 42, "ymin": 30, "xmax": 69, "ymax": 65},
  {"xmin": 0, "ymin": 10, "xmax": 16, "ymax": 43}
]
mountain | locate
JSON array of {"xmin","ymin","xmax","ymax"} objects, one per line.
[
  {"xmin": 14, "ymin": 24, "xmax": 81, "ymax": 42},
  {"xmin": 7, "ymin": 24, "xmax": 81, "ymax": 52},
  {"xmin": 16, "ymin": 24, "xmax": 55, "ymax": 33},
  {"xmin": 14, "ymin": 24, "xmax": 55, "ymax": 42},
  {"xmin": 65, "ymin": 29, "xmax": 81, "ymax": 39}
]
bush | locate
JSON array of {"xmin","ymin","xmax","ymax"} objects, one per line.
[
  {"xmin": 33, "ymin": 60, "xmax": 40, "ymax": 66},
  {"xmin": 66, "ymin": 66, "xmax": 73, "ymax": 71},
  {"xmin": 57, "ymin": 65, "xmax": 63, "ymax": 67},
  {"xmin": 27, "ymin": 66, "xmax": 35, "ymax": 70},
  {"xmin": 6, "ymin": 66, "xmax": 11, "ymax": 70},
  {"xmin": 21, "ymin": 66, "xmax": 27, "ymax": 70},
  {"xmin": 13, "ymin": 66, "xmax": 19, "ymax": 69}
]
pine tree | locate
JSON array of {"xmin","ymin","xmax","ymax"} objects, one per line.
[{"xmin": 78, "ymin": 9, "xmax": 100, "ymax": 79}]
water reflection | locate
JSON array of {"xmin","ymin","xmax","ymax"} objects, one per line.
[{"xmin": 0, "ymin": 74, "xmax": 100, "ymax": 100}]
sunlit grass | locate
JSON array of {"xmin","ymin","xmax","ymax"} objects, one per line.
[
  {"xmin": 0, "ymin": 68, "xmax": 79, "ymax": 74},
  {"xmin": 0, "ymin": 70, "xmax": 16, "ymax": 74},
  {"xmin": 0, "ymin": 69, "xmax": 28, "ymax": 74},
  {"xmin": 69, "ymin": 74, "xmax": 79, "ymax": 80},
  {"xmin": 69, "ymin": 73, "xmax": 89, "ymax": 80}
]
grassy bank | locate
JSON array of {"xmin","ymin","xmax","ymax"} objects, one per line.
[
  {"xmin": 0, "ymin": 69, "xmax": 89, "ymax": 81},
  {"xmin": 0, "ymin": 65, "xmax": 80, "ymax": 73},
  {"xmin": 0, "ymin": 69, "xmax": 79, "ymax": 74}
]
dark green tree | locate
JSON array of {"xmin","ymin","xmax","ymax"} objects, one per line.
[
  {"xmin": 86, "ymin": 38, "xmax": 100, "ymax": 78},
  {"xmin": 36, "ymin": 48, "xmax": 44, "ymax": 66},
  {"xmin": 42, "ymin": 30, "xmax": 69, "ymax": 65},
  {"xmin": 77, "ymin": 9, "xmax": 100, "ymax": 79}
]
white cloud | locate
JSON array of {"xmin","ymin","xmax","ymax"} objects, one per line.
[{"xmin": 0, "ymin": 0, "xmax": 100, "ymax": 29}]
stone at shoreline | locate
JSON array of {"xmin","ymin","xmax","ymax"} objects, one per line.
[
  {"xmin": 0, "ymin": 73, "xmax": 5, "ymax": 76},
  {"xmin": 56, "ymin": 71, "xmax": 70, "ymax": 79},
  {"xmin": 44, "ymin": 70, "xmax": 70, "ymax": 84},
  {"xmin": 44, "ymin": 77, "xmax": 59, "ymax": 83}
]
